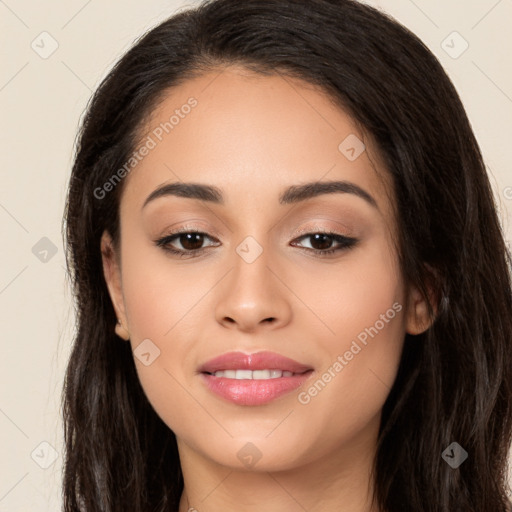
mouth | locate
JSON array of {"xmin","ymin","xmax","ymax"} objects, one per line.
[
  {"xmin": 204, "ymin": 369, "xmax": 305, "ymax": 379},
  {"xmin": 198, "ymin": 351, "xmax": 314, "ymax": 406}
]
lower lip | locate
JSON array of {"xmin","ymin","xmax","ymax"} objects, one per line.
[{"xmin": 201, "ymin": 371, "xmax": 313, "ymax": 406}]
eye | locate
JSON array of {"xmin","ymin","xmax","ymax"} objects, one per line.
[
  {"xmin": 291, "ymin": 232, "xmax": 358, "ymax": 256},
  {"xmin": 154, "ymin": 229, "xmax": 359, "ymax": 258},
  {"xmin": 154, "ymin": 229, "xmax": 219, "ymax": 258}
]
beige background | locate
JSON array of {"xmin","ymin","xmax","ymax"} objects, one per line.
[{"xmin": 1, "ymin": 0, "xmax": 511, "ymax": 509}]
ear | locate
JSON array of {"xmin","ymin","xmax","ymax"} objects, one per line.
[
  {"xmin": 100, "ymin": 230, "xmax": 130, "ymax": 341},
  {"xmin": 405, "ymin": 267, "xmax": 439, "ymax": 336}
]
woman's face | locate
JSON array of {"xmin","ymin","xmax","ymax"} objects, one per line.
[{"xmin": 102, "ymin": 66, "xmax": 429, "ymax": 473}]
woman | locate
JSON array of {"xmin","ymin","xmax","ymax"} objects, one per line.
[{"xmin": 61, "ymin": 0, "xmax": 512, "ymax": 510}]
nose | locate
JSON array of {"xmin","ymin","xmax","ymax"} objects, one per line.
[{"xmin": 214, "ymin": 245, "xmax": 292, "ymax": 333}]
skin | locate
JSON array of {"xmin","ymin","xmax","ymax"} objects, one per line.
[{"xmin": 101, "ymin": 65, "xmax": 433, "ymax": 512}]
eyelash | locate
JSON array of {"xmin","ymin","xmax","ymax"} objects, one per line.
[{"xmin": 154, "ymin": 228, "xmax": 359, "ymax": 259}]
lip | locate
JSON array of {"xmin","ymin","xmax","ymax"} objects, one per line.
[
  {"xmin": 198, "ymin": 351, "xmax": 314, "ymax": 406},
  {"xmin": 198, "ymin": 350, "xmax": 313, "ymax": 374}
]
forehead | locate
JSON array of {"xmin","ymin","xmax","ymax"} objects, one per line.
[{"xmin": 121, "ymin": 66, "xmax": 392, "ymax": 217}]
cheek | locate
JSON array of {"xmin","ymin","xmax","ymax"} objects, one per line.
[
  {"xmin": 117, "ymin": 242, "xmax": 206, "ymax": 418},
  {"xmin": 120, "ymin": 239, "xmax": 209, "ymax": 341},
  {"xmin": 293, "ymin": 238, "xmax": 405, "ymax": 425},
  {"xmin": 297, "ymin": 236, "xmax": 404, "ymax": 348}
]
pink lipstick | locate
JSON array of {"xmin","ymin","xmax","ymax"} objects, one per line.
[{"xmin": 198, "ymin": 351, "xmax": 314, "ymax": 406}]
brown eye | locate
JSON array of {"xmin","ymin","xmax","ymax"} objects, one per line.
[
  {"xmin": 292, "ymin": 232, "xmax": 359, "ymax": 256},
  {"xmin": 155, "ymin": 230, "xmax": 219, "ymax": 258},
  {"xmin": 155, "ymin": 229, "xmax": 358, "ymax": 259},
  {"xmin": 177, "ymin": 232, "xmax": 206, "ymax": 251},
  {"xmin": 308, "ymin": 233, "xmax": 334, "ymax": 251}
]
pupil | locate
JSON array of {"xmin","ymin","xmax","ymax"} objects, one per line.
[
  {"xmin": 312, "ymin": 233, "xmax": 332, "ymax": 250},
  {"xmin": 181, "ymin": 233, "xmax": 203, "ymax": 250}
]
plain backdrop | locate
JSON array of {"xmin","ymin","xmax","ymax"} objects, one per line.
[{"xmin": 1, "ymin": 0, "xmax": 511, "ymax": 509}]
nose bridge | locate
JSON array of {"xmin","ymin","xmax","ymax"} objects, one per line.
[
  {"xmin": 214, "ymin": 234, "xmax": 291, "ymax": 330},
  {"xmin": 232, "ymin": 237, "xmax": 273, "ymax": 297},
  {"xmin": 230, "ymin": 235, "xmax": 276, "ymax": 307}
]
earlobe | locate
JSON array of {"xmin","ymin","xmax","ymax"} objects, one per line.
[
  {"xmin": 115, "ymin": 319, "xmax": 130, "ymax": 341},
  {"xmin": 101, "ymin": 230, "xmax": 130, "ymax": 340},
  {"xmin": 405, "ymin": 274, "xmax": 438, "ymax": 336},
  {"xmin": 405, "ymin": 288, "xmax": 431, "ymax": 335}
]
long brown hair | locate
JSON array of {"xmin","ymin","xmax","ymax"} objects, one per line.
[{"xmin": 62, "ymin": 0, "xmax": 512, "ymax": 510}]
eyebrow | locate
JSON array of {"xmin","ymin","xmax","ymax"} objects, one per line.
[{"xmin": 142, "ymin": 180, "xmax": 378, "ymax": 210}]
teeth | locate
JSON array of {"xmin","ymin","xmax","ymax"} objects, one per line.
[
  {"xmin": 212, "ymin": 369, "xmax": 296, "ymax": 379},
  {"xmin": 236, "ymin": 369, "xmax": 252, "ymax": 379},
  {"xmin": 253, "ymin": 370, "xmax": 271, "ymax": 379}
]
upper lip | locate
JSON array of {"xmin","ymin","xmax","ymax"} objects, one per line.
[{"xmin": 198, "ymin": 351, "xmax": 313, "ymax": 374}]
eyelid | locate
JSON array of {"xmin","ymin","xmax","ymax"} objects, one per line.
[
  {"xmin": 292, "ymin": 223, "xmax": 354, "ymax": 239},
  {"xmin": 162, "ymin": 224, "xmax": 351, "ymax": 241},
  {"xmin": 160, "ymin": 220, "xmax": 355, "ymax": 240},
  {"xmin": 161, "ymin": 222, "xmax": 222, "ymax": 239}
]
